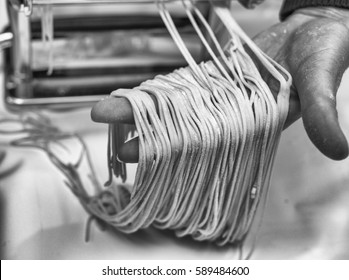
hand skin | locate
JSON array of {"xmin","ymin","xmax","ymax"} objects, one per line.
[
  {"xmin": 252, "ymin": 7, "xmax": 349, "ymax": 160},
  {"xmin": 91, "ymin": 7, "xmax": 349, "ymax": 162}
]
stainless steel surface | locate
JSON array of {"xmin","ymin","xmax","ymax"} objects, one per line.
[
  {"xmin": 4, "ymin": 0, "xmax": 207, "ymax": 109},
  {"xmin": 8, "ymin": 4, "xmax": 32, "ymax": 98},
  {"xmin": 0, "ymin": 32, "xmax": 13, "ymax": 50},
  {"xmin": 16, "ymin": 0, "xmax": 224, "ymax": 5},
  {"xmin": 1, "ymin": 0, "xmax": 263, "ymax": 109},
  {"xmin": 9, "ymin": 0, "xmax": 228, "ymax": 12},
  {"xmin": 5, "ymin": 94, "xmax": 104, "ymax": 108}
]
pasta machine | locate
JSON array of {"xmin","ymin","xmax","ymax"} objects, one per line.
[{"xmin": 0, "ymin": 0, "xmax": 263, "ymax": 109}]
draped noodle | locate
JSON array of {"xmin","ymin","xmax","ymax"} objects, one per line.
[{"xmin": 86, "ymin": 1, "xmax": 292, "ymax": 246}]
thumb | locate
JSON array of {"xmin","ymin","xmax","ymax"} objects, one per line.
[
  {"xmin": 292, "ymin": 26, "xmax": 349, "ymax": 160},
  {"xmin": 301, "ymin": 93, "xmax": 348, "ymax": 160}
]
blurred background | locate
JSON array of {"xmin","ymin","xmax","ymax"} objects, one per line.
[{"xmin": 0, "ymin": 0, "xmax": 349, "ymax": 259}]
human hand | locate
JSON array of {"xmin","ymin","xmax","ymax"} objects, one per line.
[
  {"xmin": 91, "ymin": 7, "xmax": 349, "ymax": 162},
  {"xmin": 251, "ymin": 7, "xmax": 349, "ymax": 160}
]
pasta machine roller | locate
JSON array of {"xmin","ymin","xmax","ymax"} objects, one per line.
[{"xmin": 0, "ymin": 0, "xmax": 263, "ymax": 109}]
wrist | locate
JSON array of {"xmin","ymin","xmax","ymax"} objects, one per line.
[
  {"xmin": 290, "ymin": 7, "xmax": 349, "ymax": 28},
  {"xmin": 280, "ymin": 0, "xmax": 349, "ymax": 22}
]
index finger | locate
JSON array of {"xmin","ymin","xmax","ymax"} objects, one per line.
[{"xmin": 91, "ymin": 96, "xmax": 134, "ymax": 124}]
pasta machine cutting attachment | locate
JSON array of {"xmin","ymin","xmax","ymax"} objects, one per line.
[{"xmin": 0, "ymin": 0, "xmax": 263, "ymax": 109}]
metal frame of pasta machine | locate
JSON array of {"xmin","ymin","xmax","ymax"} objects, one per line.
[{"xmin": 0, "ymin": 0, "xmax": 262, "ymax": 110}]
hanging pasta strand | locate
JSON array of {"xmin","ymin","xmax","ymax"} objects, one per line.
[{"xmin": 88, "ymin": 0, "xmax": 292, "ymax": 246}]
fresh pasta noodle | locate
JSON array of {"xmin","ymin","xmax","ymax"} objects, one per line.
[{"xmin": 78, "ymin": 1, "xmax": 292, "ymax": 247}]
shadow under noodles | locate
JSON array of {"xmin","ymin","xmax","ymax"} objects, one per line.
[{"xmin": 11, "ymin": 222, "xmax": 240, "ymax": 260}]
